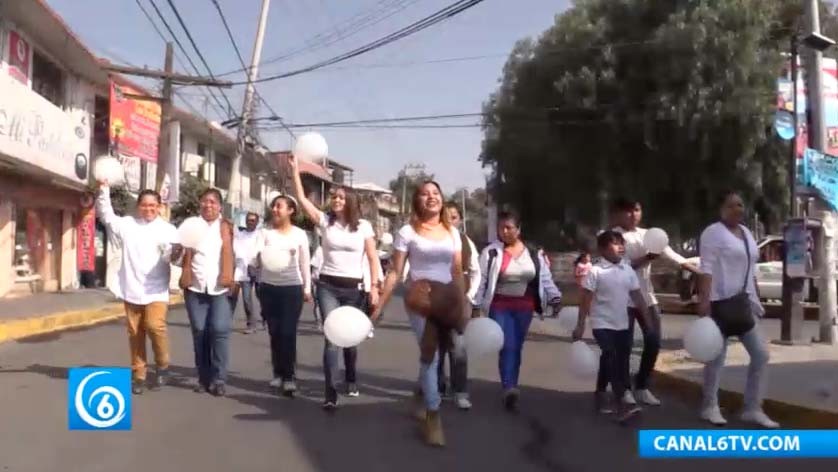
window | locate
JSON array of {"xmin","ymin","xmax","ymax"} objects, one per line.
[
  {"xmin": 250, "ymin": 173, "xmax": 262, "ymax": 200},
  {"xmin": 31, "ymin": 50, "xmax": 64, "ymax": 107},
  {"xmin": 215, "ymin": 154, "xmax": 231, "ymax": 189}
]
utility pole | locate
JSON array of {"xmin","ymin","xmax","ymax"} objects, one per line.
[{"xmin": 228, "ymin": 0, "xmax": 271, "ymax": 214}]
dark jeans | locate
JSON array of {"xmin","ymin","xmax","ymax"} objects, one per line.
[
  {"xmin": 259, "ymin": 283, "xmax": 304, "ymax": 380},
  {"xmin": 628, "ymin": 305, "xmax": 661, "ymax": 390},
  {"xmin": 317, "ymin": 280, "xmax": 366, "ymax": 403},
  {"xmin": 229, "ymin": 279, "xmax": 259, "ymax": 327},
  {"xmin": 489, "ymin": 307, "xmax": 533, "ymax": 390},
  {"xmin": 184, "ymin": 291, "xmax": 232, "ymax": 387},
  {"xmin": 437, "ymin": 331, "xmax": 468, "ymax": 394},
  {"xmin": 593, "ymin": 328, "xmax": 633, "ymax": 402}
]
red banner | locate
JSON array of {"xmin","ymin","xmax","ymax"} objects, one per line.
[
  {"xmin": 77, "ymin": 206, "xmax": 96, "ymax": 272},
  {"xmin": 109, "ymin": 81, "xmax": 161, "ymax": 162},
  {"xmin": 7, "ymin": 30, "xmax": 30, "ymax": 84}
]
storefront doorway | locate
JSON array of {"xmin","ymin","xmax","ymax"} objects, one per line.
[{"xmin": 13, "ymin": 205, "xmax": 62, "ymax": 293}]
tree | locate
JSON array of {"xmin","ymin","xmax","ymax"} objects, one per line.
[
  {"xmin": 171, "ymin": 174, "xmax": 210, "ymax": 226},
  {"xmin": 481, "ymin": 0, "xmax": 802, "ymax": 248},
  {"xmin": 388, "ymin": 169, "xmax": 435, "ymax": 214}
]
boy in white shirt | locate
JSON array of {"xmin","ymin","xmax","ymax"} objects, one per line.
[{"xmin": 573, "ymin": 230, "xmax": 650, "ymax": 424}]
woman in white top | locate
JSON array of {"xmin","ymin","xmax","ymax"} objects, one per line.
[
  {"xmin": 289, "ymin": 154, "xmax": 379, "ymax": 409},
  {"xmin": 250, "ymin": 194, "xmax": 311, "ymax": 397},
  {"xmin": 697, "ymin": 191, "xmax": 778, "ymax": 429},
  {"xmin": 96, "ymin": 180, "xmax": 177, "ymax": 395},
  {"xmin": 375, "ymin": 181, "xmax": 466, "ymax": 447}
]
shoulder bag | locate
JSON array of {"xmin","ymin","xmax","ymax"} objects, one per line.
[{"xmin": 710, "ymin": 226, "xmax": 756, "ymax": 337}]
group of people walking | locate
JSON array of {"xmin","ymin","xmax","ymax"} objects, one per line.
[{"xmin": 97, "ymin": 162, "xmax": 780, "ymax": 449}]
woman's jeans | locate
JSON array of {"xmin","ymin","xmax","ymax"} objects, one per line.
[
  {"xmin": 407, "ymin": 311, "xmax": 442, "ymax": 411},
  {"xmin": 489, "ymin": 308, "xmax": 534, "ymax": 390},
  {"xmin": 702, "ymin": 320, "xmax": 770, "ymax": 412},
  {"xmin": 317, "ymin": 280, "xmax": 366, "ymax": 403},
  {"xmin": 259, "ymin": 283, "xmax": 304, "ymax": 381},
  {"xmin": 184, "ymin": 291, "xmax": 232, "ymax": 387}
]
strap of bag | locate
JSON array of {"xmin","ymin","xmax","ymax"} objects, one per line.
[{"xmin": 740, "ymin": 225, "xmax": 751, "ymax": 295}]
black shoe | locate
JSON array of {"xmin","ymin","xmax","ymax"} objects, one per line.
[
  {"xmin": 210, "ymin": 383, "xmax": 226, "ymax": 397},
  {"xmin": 346, "ymin": 383, "xmax": 360, "ymax": 397},
  {"xmin": 150, "ymin": 369, "xmax": 168, "ymax": 391},
  {"xmin": 503, "ymin": 389, "xmax": 519, "ymax": 412},
  {"xmin": 323, "ymin": 400, "xmax": 338, "ymax": 412},
  {"xmin": 132, "ymin": 381, "xmax": 145, "ymax": 395}
]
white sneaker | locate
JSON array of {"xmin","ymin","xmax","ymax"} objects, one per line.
[
  {"xmin": 741, "ymin": 410, "xmax": 780, "ymax": 429},
  {"xmin": 269, "ymin": 377, "xmax": 282, "ymax": 388},
  {"xmin": 455, "ymin": 393, "xmax": 472, "ymax": 410},
  {"xmin": 636, "ymin": 389, "xmax": 661, "ymax": 406},
  {"xmin": 700, "ymin": 406, "xmax": 728, "ymax": 426},
  {"xmin": 623, "ymin": 390, "xmax": 637, "ymax": 405}
]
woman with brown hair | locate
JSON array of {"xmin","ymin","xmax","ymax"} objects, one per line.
[
  {"xmin": 289, "ymin": 155, "xmax": 379, "ymax": 410},
  {"xmin": 375, "ymin": 181, "xmax": 466, "ymax": 447}
]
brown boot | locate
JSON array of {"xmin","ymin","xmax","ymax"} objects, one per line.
[{"xmin": 423, "ymin": 410, "xmax": 446, "ymax": 447}]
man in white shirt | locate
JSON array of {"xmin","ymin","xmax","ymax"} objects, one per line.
[
  {"xmin": 609, "ymin": 197, "xmax": 699, "ymax": 406},
  {"xmin": 231, "ymin": 212, "xmax": 261, "ymax": 334}
]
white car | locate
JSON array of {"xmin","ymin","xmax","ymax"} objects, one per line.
[{"xmin": 678, "ymin": 235, "xmax": 813, "ymax": 302}]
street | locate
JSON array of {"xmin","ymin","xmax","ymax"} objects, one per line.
[{"xmin": 0, "ymin": 298, "xmax": 833, "ymax": 471}]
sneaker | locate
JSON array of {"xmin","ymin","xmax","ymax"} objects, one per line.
[
  {"xmin": 346, "ymin": 383, "xmax": 360, "ymax": 397},
  {"xmin": 269, "ymin": 377, "xmax": 282, "ymax": 388},
  {"xmin": 741, "ymin": 409, "xmax": 780, "ymax": 429},
  {"xmin": 132, "ymin": 381, "xmax": 145, "ymax": 395},
  {"xmin": 595, "ymin": 392, "xmax": 614, "ymax": 414},
  {"xmin": 455, "ymin": 393, "xmax": 472, "ymax": 410},
  {"xmin": 282, "ymin": 380, "xmax": 298, "ymax": 397},
  {"xmin": 635, "ymin": 389, "xmax": 661, "ymax": 406},
  {"xmin": 503, "ymin": 388, "xmax": 519, "ymax": 412},
  {"xmin": 209, "ymin": 383, "xmax": 226, "ymax": 397},
  {"xmin": 623, "ymin": 390, "xmax": 637, "ymax": 405},
  {"xmin": 700, "ymin": 406, "xmax": 728, "ymax": 426},
  {"xmin": 323, "ymin": 400, "xmax": 338, "ymax": 411}
]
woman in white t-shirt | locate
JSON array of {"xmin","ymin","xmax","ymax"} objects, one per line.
[
  {"xmin": 289, "ymin": 154, "xmax": 380, "ymax": 410},
  {"xmin": 375, "ymin": 181, "xmax": 466, "ymax": 448},
  {"xmin": 249, "ymin": 195, "xmax": 312, "ymax": 397},
  {"xmin": 697, "ymin": 191, "xmax": 777, "ymax": 429}
]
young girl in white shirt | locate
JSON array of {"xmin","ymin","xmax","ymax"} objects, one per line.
[{"xmin": 250, "ymin": 195, "xmax": 312, "ymax": 397}]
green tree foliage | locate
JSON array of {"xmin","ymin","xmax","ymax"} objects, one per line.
[
  {"xmin": 171, "ymin": 174, "xmax": 210, "ymax": 226},
  {"xmin": 482, "ymin": 0, "xmax": 806, "ymax": 247},
  {"xmin": 389, "ymin": 170, "xmax": 436, "ymax": 214}
]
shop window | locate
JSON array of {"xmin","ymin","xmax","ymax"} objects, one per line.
[
  {"xmin": 31, "ymin": 50, "xmax": 64, "ymax": 107},
  {"xmin": 215, "ymin": 154, "xmax": 231, "ymax": 190}
]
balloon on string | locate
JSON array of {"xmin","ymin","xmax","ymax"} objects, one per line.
[
  {"xmin": 324, "ymin": 306, "xmax": 372, "ymax": 348},
  {"xmin": 260, "ymin": 247, "xmax": 293, "ymax": 273},
  {"xmin": 569, "ymin": 341, "xmax": 599, "ymax": 378},
  {"xmin": 294, "ymin": 132, "xmax": 329, "ymax": 161},
  {"xmin": 177, "ymin": 217, "xmax": 208, "ymax": 249},
  {"xmin": 643, "ymin": 227, "xmax": 669, "ymax": 254},
  {"xmin": 93, "ymin": 156, "xmax": 125, "ymax": 186},
  {"xmin": 380, "ymin": 232, "xmax": 394, "ymax": 246},
  {"xmin": 683, "ymin": 317, "xmax": 725, "ymax": 363},
  {"xmin": 464, "ymin": 317, "xmax": 504, "ymax": 358},
  {"xmin": 556, "ymin": 306, "xmax": 579, "ymax": 334}
]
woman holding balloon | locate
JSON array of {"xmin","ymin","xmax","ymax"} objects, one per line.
[
  {"xmin": 375, "ymin": 181, "xmax": 466, "ymax": 447},
  {"xmin": 695, "ymin": 191, "xmax": 778, "ymax": 428},
  {"xmin": 249, "ymin": 194, "xmax": 312, "ymax": 397},
  {"xmin": 288, "ymin": 153, "xmax": 379, "ymax": 410},
  {"xmin": 472, "ymin": 211, "xmax": 562, "ymax": 412}
]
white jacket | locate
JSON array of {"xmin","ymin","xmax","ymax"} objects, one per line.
[{"xmin": 473, "ymin": 241, "xmax": 561, "ymax": 314}]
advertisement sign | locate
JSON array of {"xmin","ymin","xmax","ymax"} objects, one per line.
[
  {"xmin": 781, "ymin": 58, "xmax": 838, "ymax": 158},
  {"xmin": 784, "ymin": 219, "xmax": 808, "ymax": 278},
  {"xmin": 802, "ymin": 148, "xmax": 838, "ymax": 211},
  {"xmin": 77, "ymin": 197, "xmax": 96, "ymax": 272},
  {"xmin": 0, "ymin": 75, "xmax": 89, "ymax": 184},
  {"xmin": 109, "ymin": 81, "xmax": 161, "ymax": 163},
  {"xmin": 7, "ymin": 30, "xmax": 31, "ymax": 84}
]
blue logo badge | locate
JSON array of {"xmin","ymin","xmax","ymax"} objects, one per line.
[{"xmin": 68, "ymin": 367, "xmax": 131, "ymax": 430}]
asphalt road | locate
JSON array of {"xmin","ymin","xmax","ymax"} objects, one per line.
[{"xmin": 0, "ymin": 299, "xmax": 834, "ymax": 472}]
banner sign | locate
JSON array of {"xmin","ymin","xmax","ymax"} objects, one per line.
[
  {"xmin": 781, "ymin": 58, "xmax": 838, "ymax": 158},
  {"xmin": 7, "ymin": 30, "xmax": 31, "ymax": 84},
  {"xmin": 109, "ymin": 81, "xmax": 161, "ymax": 162},
  {"xmin": 77, "ymin": 199, "xmax": 96, "ymax": 272},
  {"xmin": 801, "ymin": 147, "xmax": 838, "ymax": 211}
]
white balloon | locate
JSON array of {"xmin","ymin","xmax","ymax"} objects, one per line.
[
  {"xmin": 569, "ymin": 341, "xmax": 599, "ymax": 378},
  {"xmin": 683, "ymin": 317, "xmax": 725, "ymax": 363},
  {"xmin": 556, "ymin": 306, "xmax": 579, "ymax": 334},
  {"xmin": 324, "ymin": 306, "xmax": 372, "ymax": 348},
  {"xmin": 93, "ymin": 156, "xmax": 125, "ymax": 186},
  {"xmin": 294, "ymin": 132, "xmax": 329, "ymax": 161},
  {"xmin": 464, "ymin": 317, "xmax": 504, "ymax": 358},
  {"xmin": 643, "ymin": 227, "xmax": 669, "ymax": 254},
  {"xmin": 261, "ymin": 247, "xmax": 293, "ymax": 272},
  {"xmin": 380, "ymin": 233, "xmax": 394, "ymax": 246},
  {"xmin": 177, "ymin": 217, "xmax": 208, "ymax": 249}
]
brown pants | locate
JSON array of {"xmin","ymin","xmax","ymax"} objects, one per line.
[{"xmin": 124, "ymin": 302, "xmax": 170, "ymax": 381}]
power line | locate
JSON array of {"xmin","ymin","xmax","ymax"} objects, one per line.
[{"xmin": 227, "ymin": 0, "xmax": 487, "ymax": 86}]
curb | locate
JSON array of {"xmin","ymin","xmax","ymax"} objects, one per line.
[{"xmin": 0, "ymin": 294, "xmax": 185, "ymax": 344}]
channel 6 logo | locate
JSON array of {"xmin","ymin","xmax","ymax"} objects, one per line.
[{"xmin": 68, "ymin": 367, "xmax": 131, "ymax": 430}]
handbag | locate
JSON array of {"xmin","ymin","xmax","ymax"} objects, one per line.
[{"xmin": 710, "ymin": 226, "xmax": 756, "ymax": 337}]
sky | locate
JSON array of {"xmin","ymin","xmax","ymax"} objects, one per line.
[{"xmin": 45, "ymin": 0, "xmax": 569, "ymax": 193}]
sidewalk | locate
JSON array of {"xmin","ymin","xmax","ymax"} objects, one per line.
[
  {"xmin": 0, "ymin": 288, "xmax": 184, "ymax": 344},
  {"xmin": 530, "ymin": 310, "xmax": 838, "ymax": 428}
]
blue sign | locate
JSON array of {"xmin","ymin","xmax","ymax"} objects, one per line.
[
  {"xmin": 638, "ymin": 430, "xmax": 838, "ymax": 458},
  {"xmin": 802, "ymin": 148, "xmax": 838, "ymax": 211},
  {"xmin": 774, "ymin": 110, "xmax": 795, "ymax": 140},
  {"xmin": 68, "ymin": 367, "xmax": 131, "ymax": 430}
]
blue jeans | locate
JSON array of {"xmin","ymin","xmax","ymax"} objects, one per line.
[
  {"xmin": 703, "ymin": 320, "xmax": 769, "ymax": 412},
  {"xmin": 317, "ymin": 280, "xmax": 366, "ymax": 403},
  {"xmin": 407, "ymin": 311, "xmax": 442, "ymax": 411},
  {"xmin": 229, "ymin": 279, "xmax": 258, "ymax": 327},
  {"xmin": 184, "ymin": 291, "xmax": 232, "ymax": 387},
  {"xmin": 489, "ymin": 308, "xmax": 534, "ymax": 390},
  {"xmin": 259, "ymin": 283, "xmax": 304, "ymax": 380}
]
